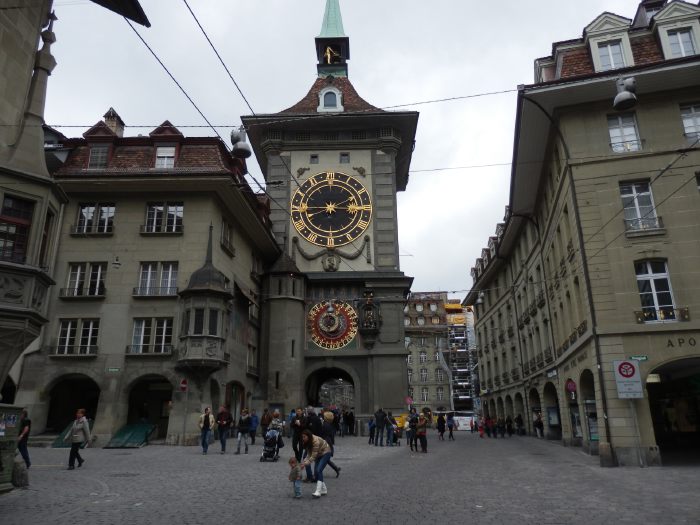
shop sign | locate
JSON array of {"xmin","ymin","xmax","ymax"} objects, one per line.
[
  {"xmin": 613, "ymin": 360, "xmax": 643, "ymax": 399},
  {"xmin": 546, "ymin": 368, "xmax": 557, "ymax": 379},
  {"xmin": 629, "ymin": 355, "xmax": 648, "ymax": 362},
  {"xmin": 666, "ymin": 337, "xmax": 697, "ymax": 348}
]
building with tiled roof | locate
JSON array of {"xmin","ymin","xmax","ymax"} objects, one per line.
[
  {"xmin": 14, "ymin": 109, "xmax": 280, "ymax": 444},
  {"xmin": 465, "ymin": 0, "xmax": 700, "ymax": 467}
]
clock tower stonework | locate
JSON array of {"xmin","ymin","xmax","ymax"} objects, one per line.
[{"xmin": 244, "ymin": 0, "xmax": 418, "ymax": 416}]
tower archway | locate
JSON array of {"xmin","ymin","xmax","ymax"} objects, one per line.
[{"xmin": 305, "ymin": 367, "xmax": 355, "ymax": 409}]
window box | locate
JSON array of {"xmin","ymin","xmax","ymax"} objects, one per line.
[
  {"xmin": 70, "ymin": 224, "xmax": 113, "ymax": 236},
  {"xmin": 569, "ymin": 331, "xmax": 578, "ymax": 345},
  {"xmin": 577, "ymin": 320, "xmax": 588, "ymax": 336},
  {"xmin": 544, "ymin": 347, "xmax": 553, "ymax": 363},
  {"xmin": 536, "ymin": 353, "xmax": 544, "ymax": 366},
  {"xmin": 511, "ymin": 368, "xmax": 520, "ymax": 380},
  {"xmin": 635, "ymin": 307, "xmax": 689, "ymax": 324}
]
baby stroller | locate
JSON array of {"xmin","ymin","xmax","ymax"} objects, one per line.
[
  {"xmin": 260, "ymin": 429, "xmax": 280, "ymax": 462},
  {"xmin": 392, "ymin": 425, "xmax": 402, "ymax": 446}
]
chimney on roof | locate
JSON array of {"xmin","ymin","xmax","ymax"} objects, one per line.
[{"xmin": 103, "ymin": 107, "xmax": 125, "ymax": 137}]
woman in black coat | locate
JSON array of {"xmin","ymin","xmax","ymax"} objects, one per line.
[{"xmin": 436, "ymin": 414, "xmax": 446, "ymax": 441}]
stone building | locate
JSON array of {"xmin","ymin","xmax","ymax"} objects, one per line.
[
  {"xmin": 14, "ymin": 113, "xmax": 279, "ymax": 444},
  {"xmin": 244, "ymin": 0, "xmax": 417, "ymax": 416},
  {"xmin": 404, "ymin": 292, "xmax": 452, "ymax": 412},
  {"xmin": 465, "ymin": 0, "xmax": 700, "ymax": 466}
]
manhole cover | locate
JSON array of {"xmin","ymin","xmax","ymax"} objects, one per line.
[{"xmin": 109, "ymin": 473, "xmax": 139, "ymax": 478}]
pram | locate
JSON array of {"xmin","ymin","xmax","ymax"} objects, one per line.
[
  {"xmin": 392, "ymin": 425, "xmax": 402, "ymax": 446},
  {"xmin": 260, "ymin": 429, "xmax": 280, "ymax": 462}
]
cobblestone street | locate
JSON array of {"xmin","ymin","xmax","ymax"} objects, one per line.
[{"xmin": 2, "ymin": 432, "xmax": 699, "ymax": 524}]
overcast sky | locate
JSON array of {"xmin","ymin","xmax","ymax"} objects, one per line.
[{"xmin": 45, "ymin": 0, "xmax": 644, "ymax": 298}]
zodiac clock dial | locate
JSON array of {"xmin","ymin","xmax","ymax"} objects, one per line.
[
  {"xmin": 291, "ymin": 171, "xmax": 372, "ymax": 248},
  {"xmin": 307, "ymin": 300, "xmax": 359, "ymax": 350}
]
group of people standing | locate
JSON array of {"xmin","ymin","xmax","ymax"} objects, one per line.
[
  {"xmin": 199, "ymin": 406, "xmax": 280, "ymax": 455},
  {"xmin": 473, "ymin": 414, "xmax": 526, "ymax": 438},
  {"xmin": 367, "ymin": 407, "xmax": 432, "ymax": 452}
]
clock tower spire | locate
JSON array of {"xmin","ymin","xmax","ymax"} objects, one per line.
[{"xmin": 316, "ymin": 0, "xmax": 350, "ymax": 78}]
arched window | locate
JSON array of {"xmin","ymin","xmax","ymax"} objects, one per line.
[{"xmin": 323, "ymin": 91, "xmax": 337, "ymax": 108}]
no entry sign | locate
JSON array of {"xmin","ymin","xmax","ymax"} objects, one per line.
[
  {"xmin": 179, "ymin": 378, "xmax": 188, "ymax": 392},
  {"xmin": 613, "ymin": 360, "xmax": 643, "ymax": 399}
]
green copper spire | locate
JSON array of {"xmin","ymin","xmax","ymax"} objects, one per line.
[{"xmin": 318, "ymin": 0, "xmax": 346, "ymax": 38}]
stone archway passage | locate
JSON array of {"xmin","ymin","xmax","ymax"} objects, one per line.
[
  {"xmin": 1, "ymin": 376, "xmax": 16, "ymax": 404},
  {"xmin": 47, "ymin": 375, "xmax": 101, "ymax": 433},
  {"xmin": 305, "ymin": 367, "xmax": 354, "ymax": 409},
  {"xmin": 127, "ymin": 375, "xmax": 172, "ymax": 439},
  {"xmin": 543, "ymin": 382, "xmax": 562, "ymax": 440},
  {"xmin": 647, "ymin": 357, "xmax": 700, "ymax": 464}
]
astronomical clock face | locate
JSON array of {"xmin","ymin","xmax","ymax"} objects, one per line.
[
  {"xmin": 308, "ymin": 300, "xmax": 359, "ymax": 350},
  {"xmin": 291, "ymin": 171, "xmax": 372, "ymax": 248}
]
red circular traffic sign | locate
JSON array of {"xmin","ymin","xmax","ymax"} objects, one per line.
[
  {"xmin": 618, "ymin": 361, "xmax": 636, "ymax": 378},
  {"xmin": 179, "ymin": 378, "xmax": 188, "ymax": 392},
  {"xmin": 565, "ymin": 379, "xmax": 577, "ymax": 393}
]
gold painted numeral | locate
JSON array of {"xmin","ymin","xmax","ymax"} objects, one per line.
[
  {"xmin": 327, "ymin": 237, "xmax": 335, "ymax": 247},
  {"xmin": 293, "ymin": 219, "xmax": 305, "ymax": 230},
  {"xmin": 307, "ymin": 233, "xmax": 318, "ymax": 243},
  {"xmin": 357, "ymin": 219, "xmax": 369, "ymax": 230}
]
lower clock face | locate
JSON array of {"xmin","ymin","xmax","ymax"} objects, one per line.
[{"xmin": 308, "ymin": 301, "xmax": 358, "ymax": 350}]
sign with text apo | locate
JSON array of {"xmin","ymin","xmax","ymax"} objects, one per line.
[{"xmin": 613, "ymin": 360, "xmax": 643, "ymax": 399}]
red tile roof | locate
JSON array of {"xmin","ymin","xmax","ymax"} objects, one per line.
[{"xmin": 279, "ymin": 76, "xmax": 380, "ymax": 114}]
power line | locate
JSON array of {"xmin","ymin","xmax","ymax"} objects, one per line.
[{"xmin": 123, "ymin": 18, "xmax": 225, "ymax": 144}]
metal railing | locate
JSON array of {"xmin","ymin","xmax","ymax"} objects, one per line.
[
  {"xmin": 70, "ymin": 224, "xmax": 113, "ymax": 235},
  {"xmin": 140, "ymin": 224, "xmax": 183, "ymax": 234},
  {"xmin": 126, "ymin": 344, "xmax": 173, "ymax": 355},
  {"xmin": 132, "ymin": 286, "xmax": 178, "ymax": 297},
  {"xmin": 51, "ymin": 345, "xmax": 98, "ymax": 356},
  {"xmin": 610, "ymin": 139, "xmax": 643, "ymax": 153},
  {"xmin": 59, "ymin": 286, "xmax": 105, "ymax": 298}
]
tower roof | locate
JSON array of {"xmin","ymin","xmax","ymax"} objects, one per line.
[
  {"xmin": 183, "ymin": 225, "xmax": 232, "ymax": 296},
  {"xmin": 319, "ymin": 0, "xmax": 346, "ymax": 38}
]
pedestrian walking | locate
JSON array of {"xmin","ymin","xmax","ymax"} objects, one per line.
[
  {"xmin": 478, "ymin": 417, "xmax": 485, "ymax": 438},
  {"xmin": 436, "ymin": 413, "xmax": 446, "ymax": 441},
  {"xmin": 64, "ymin": 408, "xmax": 91, "ymax": 469},
  {"xmin": 198, "ymin": 406, "xmax": 215, "ymax": 455},
  {"xmin": 249, "ymin": 409, "xmax": 259, "ymax": 445},
  {"xmin": 347, "ymin": 409, "xmax": 355, "ymax": 436},
  {"xmin": 408, "ymin": 408, "xmax": 418, "ymax": 450},
  {"xmin": 367, "ymin": 416, "xmax": 376, "ymax": 445},
  {"xmin": 288, "ymin": 456, "xmax": 303, "ymax": 499},
  {"xmin": 216, "ymin": 405, "xmax": 233, "ymax": 453},
  {"xmin": 260, "ymin": 408, "xmax": 272, "ymax": 439},
  {"xmin": 446, "ymin": 413, "xmax": 456, "ymax": 441},
  {"xmin": 386, "ymin": 411, "xmax": 397, "ymax": 446},
  {"xmin": 416, "ymin": 413, "xmax": 428, "ymax": 453},
  {"xmin": 497, "ymin": 417, "xmax": 506, "ymax": 438},
  {"xmin": 321, "ymin": 411, "xmax": 341, "ymax": 477},
  {"xmin": 287, "ymin": 409, "xmax": 296, "ymax": 438},
  {"xmin": 17, "ymin": 409, "xmax": 31, "ymax": 468},
  {"xmin": 515, "ymin": 414, "xmax": 524, "ymax": 436},
  {"xmin": 506, "ymin": 416, "xmax": 514, "ymax": 437},
  {"xmin": 373, "ymin": 408, "xmax": 386, "ymax": 446},
  {"xmin": 291, "ymin": 407, "xmax": 304, "ymax": 461},
  {"xmin": 235, "ymin": 408, "xmax": 251, "ymax": 454},
  {"xmin": 300, "ymin": 429, "xmax": 332, "ymax": 498},
  {"xmin": 534, "ymin": 412, "xmax": 545, "ymax": 438}
]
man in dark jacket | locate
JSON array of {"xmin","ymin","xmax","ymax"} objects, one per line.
[
  {"xmin": 374, "ymin": 408, "xmax": 386, "ymax": 446},
  {"xmin": 304, "ymin": 407, "xmax": 323, "ymax": 437},
  {"xmin": 235, "ymin": 409, "xmax": 251, "ymax": 454},
  {"xmin": 291, "ymin": 407, "xmax": 304, "ymax": 462},
  {"xmin": 216, "ymin": 405, "xmax": 233, "ymax": 454}
]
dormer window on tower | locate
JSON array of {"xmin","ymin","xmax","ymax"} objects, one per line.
[
  {"xmin": 155, "ymin": 146, "xmax": 176, "ymax": 168},
  {"xmin": 318, "ymin": 86, "xmax": 344, "ymax": 113}
]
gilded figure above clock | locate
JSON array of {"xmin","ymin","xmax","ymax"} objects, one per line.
[{"xmin": 291, "ymin": 171, "xmax": 372, "ymax": 248}]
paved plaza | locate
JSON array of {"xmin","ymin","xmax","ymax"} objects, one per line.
[{"xmin": 1, "ymin": 432, "xmax": 699, "ymax": 524}]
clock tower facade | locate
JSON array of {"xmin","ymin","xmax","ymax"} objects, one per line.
[{"xmin": 245, "ymin": 0, "xmax": 418, "ymax": 416}]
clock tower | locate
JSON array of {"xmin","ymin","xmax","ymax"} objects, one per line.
[{"xmin": 244, "ymin": 0, "xmax": 418, "ymax": 416}]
